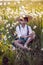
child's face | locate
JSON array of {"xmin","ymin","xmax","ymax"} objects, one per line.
[{"xmin": 20, "ymin": 19, "xmax": 26, "ymax": 25}]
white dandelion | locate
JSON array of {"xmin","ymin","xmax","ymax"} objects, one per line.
[
  {"xmin": 8, "ymin": 36, "xmax": 11, "ymax": 38},
  {"xmin": 6, "ymin": 23, "xmax": 10, "ymax": 28},
  {"xmin": 42, "ymin": 29, "xmax": 43, "ymax": 32},
  {"xmin": 10, "ymin": 27, "xmax": 12, "ymax": 29},
  {"xmin": 33, "ymin": 25, "xmax": 37, "ymax": 29},
  {"xmin": 4, "ymin": 20, "xmax": 8, "ymax": 24},
  {"xmin": 4, "ymin": 35, "xmax": 7, "ymax": 41}
]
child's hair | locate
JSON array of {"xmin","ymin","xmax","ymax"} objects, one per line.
[{"xmin": 24, "ymin": 17, "xmax": 28, "ymax": 22}]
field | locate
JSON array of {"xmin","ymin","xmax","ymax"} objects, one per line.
[{"xmin": 0, "ymin": 0, "xmax": 43, "ymax": 65}]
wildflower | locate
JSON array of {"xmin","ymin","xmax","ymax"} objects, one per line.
[
  {"xmin": 10, "ymin": 10, "xmax": 14, "ymax": 15},
  {"xmin": 29, "ymin": 13, "xmax": 38, "ymax": 18},
  {"xmin": 8, "ymin": 15, "xmax": 12, "ymax": 19},
  {"xmin": 6, "ymin": 23, "xmax": 10, "ymax": 28},
  {"xmin": 41, "ymin": 12, "xmax": 43, "ymax": 15},
  {"xmin": 42, "ymin": 29, "xmax": 43, "ymax": 32},
  {"xmin": 12, "ymin": 24, "xmax": 14, "ymax": 27},
  {"xmin": 0, "ymin": 16, "xmax": 2, "ymax": 20},
  {"xmin": 6, "ymin": 29, "xmax": 8, "ymax": 32},
  {"xmin": 10, "ymin": 27, "xmax": 12, "ymax": 29},
  {"xmin": 12, "ymin": 46, "xmax": 15, "ymax": 50},
  {"xmin": 6, "ymin": 7, "xmax": 11, "ymax": 12},
  {"xmin": 7, "ymin": 32, "xmax": 9, "ymax": 34},
  {"xmin": 4, "ymin": 35, "xmax": 7, "ymax": 41},
  {"xmin": 41, "ymin": 48, "xmax": 43, "ymax": 51},
  {"xmin": 4, "ymin": 20, "xmax": 8, "ymax": 24},
  {"xmin": 2, "ymin": 49, "xmax": 4, "ymax": 53},
  {"xmin": 33, "ymin": 25, "xmax": 37, "ymax": 29},
  {"xmin": 8, "ymin": 36, "xmax": 11, "ymax": 38},
  {"xmin": 13, "ymin": 22, "xmax": 18, "ymax": 26},
  {"xmin": 15, "ymin": 0, "xmax": 20, "ymax": 2}
]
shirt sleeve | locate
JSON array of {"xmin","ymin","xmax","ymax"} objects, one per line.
[
  {"xmin": 28, "ymin": 26, "xmax": 33, "ymax": 35},
  {"xmin": 16, "ymin": 26, "xmax": 21, "ymax": 38}
]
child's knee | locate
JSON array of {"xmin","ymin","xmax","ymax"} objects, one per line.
[{"xmin": 14, "ymin": 40, "xmax": 20, "ymax": 44}]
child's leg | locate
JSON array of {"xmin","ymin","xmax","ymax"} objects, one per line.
[
  {"xmin": 24, "ymin": 37, "xmax": 32, "ymax": 47},
  {"xmin": 24, "ymin": 32, "xmax": 35, "ymax": 47},
  {"xmin": 14, "ymin": 40, "xmax": 24, "ymax": 49}
]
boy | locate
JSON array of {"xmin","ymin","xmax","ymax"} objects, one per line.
[{"xmin": 14, "ymin": 16, "xmax": 35, "ymax": 50}]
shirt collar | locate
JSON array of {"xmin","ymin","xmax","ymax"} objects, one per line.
[{"xmin": 20, "ymin": 24, "xmax": 27, "ymax": 28}]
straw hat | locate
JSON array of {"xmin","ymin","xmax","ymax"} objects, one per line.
[{"xmin": 16, "ymin": 14, "xmax": 32, "ymax": 22}]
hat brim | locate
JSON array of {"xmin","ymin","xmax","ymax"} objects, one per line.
[{"xmin": 16, "ymin": 15, "xmax": 32, "ymax": 22}]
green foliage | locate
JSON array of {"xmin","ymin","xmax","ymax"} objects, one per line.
[
  {"xmin": 0, "ymin": 7, "xmax": 43, "ymax": 65},
  {"xmin": 2, "ymin": 50, "xmax": 16, "ymax": 65}
]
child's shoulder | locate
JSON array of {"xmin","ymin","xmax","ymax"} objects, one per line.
[{"xmin": 16, "ymin": 25, "xmax": 19, "ymax": 28}]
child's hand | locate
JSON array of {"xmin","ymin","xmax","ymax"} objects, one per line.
[{"xmin": 21, "ymin": 35, "xmax": 27, "ymax": 38}]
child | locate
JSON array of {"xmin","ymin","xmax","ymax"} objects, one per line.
[{"xmin": 14, "ymin": 16, "xmax": 35, "ymax": 50}]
